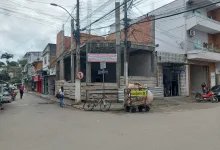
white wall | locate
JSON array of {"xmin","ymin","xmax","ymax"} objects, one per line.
[
  {"xmin": 187, "ymin": 29, "xmax": 208, "ymax": 50},
  {"xmin": 42, "ymin": 53, "xmax": 50, "ymax": 70},
  {"xmin": 155, "ymin": 15, "xmax": 185, "ymax": 53},
  {"xmin": 151, "ymin": 0, "xmax": 186, "ymax": 54}
]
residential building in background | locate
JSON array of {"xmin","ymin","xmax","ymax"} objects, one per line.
[
  {"xmin": 22, "ymin": 51, "xmax": 42, "ymax": 90},
  {"xmin": 42, "ymin": 43, "xmax": 56, "ymax": 95},
  {"xmin": 32, "ymin": 60, "xmax": 43, "ymax": 93}
]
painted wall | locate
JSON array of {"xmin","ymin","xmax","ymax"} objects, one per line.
[
  {"xmin": 128, "ymin": 51, "xmax": 154, "ymax": 77},
  {"xmin": 187, "ymin": 29, "xmax": 208, "ymax": 50}
]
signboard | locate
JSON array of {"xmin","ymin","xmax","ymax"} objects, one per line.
[
  {"xmin": 76, "ymin": 71, "xmax": 84, "ymax": 80},
  {"xmin": 211, "ymin": 72, "xmax": 216, "ymax": 87},
  {"xmin": 34, "ymin": 75, "xmax": 40, "ymax": 82},
  {"xmin": 98, "ymin": 69, "xmax": 108, "ymax": 75},
  {"xmin": 88, "ymin": 53, "xmax": 117, "ymax": 62},
  {"xmin": 130, "ymin": 90, "xmax": 147, "ymax": 97},
  {"xmin": 100, "ymin": 62, "xmax": 106, "ymax": 69},
  {"xmin": 49, "ymin": 67, "xmax": 56, "ymax": 76}
]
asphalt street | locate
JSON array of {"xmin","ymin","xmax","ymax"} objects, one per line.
[{"xmin": 1, "ymin": 93, "xmax": 220, "ymax": 150}]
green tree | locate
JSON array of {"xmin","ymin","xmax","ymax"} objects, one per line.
[
  {"xmin": 1, "ymin": 53, "xmax": 13, "ymax": 64},
  {"xmin": 18, "ymin": 58, "xmax": 28, "ymax": 67},
  {"xmin": 0, "ymin": 71, "xmax": 10, "ymax": 81},
  {"xmin": 8, "ymin": 61, "xmax": 18, "ymax": 67},
  {"xmin": 0, "ymin": 61, "xmax": 5, "ymax": 67}
]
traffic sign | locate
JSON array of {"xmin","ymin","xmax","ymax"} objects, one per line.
[
  {"xmin": 76, "ymin": 71, "xmax": 84, "ymax": 80},
  {"xmin": 98, "ymin": 69, "xmax": 108, "ymax": 75},
  {"xmin": 100, "ymin": 62, "xmax": 106, "ymax": 69}
]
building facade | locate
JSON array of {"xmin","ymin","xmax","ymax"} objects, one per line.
[
  {"xmin": 22, "ymin": 51, "xmax": 42, "ymax": 90},
  {"xmin": 42, "ymin": 43, "xmax": 56, "ymax": 95},
  {"xmin": 135, "ymin": 0, "xmax": 220, "ymax": 97}
]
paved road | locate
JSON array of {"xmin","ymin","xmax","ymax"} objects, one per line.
[{"xmin": 1, "ymin": 94, "xmax": 220, "ymax": 150}]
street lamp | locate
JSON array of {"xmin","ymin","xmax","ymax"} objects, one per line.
[
  {"xmin": 51, "ymin": 2, "xmax": 81, "ymax": 103},
  {"xmin": 50, "ymin": 3, "xmax": 76, "ymax": 21}
]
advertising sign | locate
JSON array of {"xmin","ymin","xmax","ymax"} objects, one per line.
[{"xmin": 88, "ymin": 53, "xmax": 117, "ymax": 62}]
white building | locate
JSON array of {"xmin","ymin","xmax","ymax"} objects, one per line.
[
  {"xmin": 109, "ymin": 0, "xmax": 220, "ymax": 97},
  {"xmin": 150, "ymin": 0, "xmax": 220, "ymax": 96}
]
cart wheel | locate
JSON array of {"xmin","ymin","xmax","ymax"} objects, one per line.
[
  {"xmin": 145, "ymin": 105, "xmax": 150, "ymax": 112},
  {"xmin": 125, "ymin": 106, "xmax": 130, "ymax": 112},
  {"xmin": 138, "ymin": 106, "xmax": 143, "ymax": 112},
  {"xmin": 131, "ymin": 107, "xmax": 136, "ymax": 113}
]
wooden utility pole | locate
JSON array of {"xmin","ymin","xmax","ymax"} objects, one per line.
[{"xmin": 75, "ymin": 0, "xmax": 81, "ymax": 103}]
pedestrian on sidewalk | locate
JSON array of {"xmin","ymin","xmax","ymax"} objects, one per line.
[
  {"xmin": 59, "ymin": 86, "xmax": 64, "ymax": 107},
  {"xmin": 19, "ymin": 85, "xmax": 24, "ymax": 99}
]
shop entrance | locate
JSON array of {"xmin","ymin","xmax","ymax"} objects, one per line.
[
  {"xmin": 190, "ymin": 65, "xmax": 209, "ymax": 93},
  {"xmin": 163, "ymin": 69, "xmax": 180, "ymax": 97}
]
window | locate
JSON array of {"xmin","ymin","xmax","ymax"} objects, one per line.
[
  {"xmin": 44, "ymin": 56, "xmax": 47, "ymax": 65},
  {"xmin": 194, "ymin": 40, "xmax": 202, "ymax": 50}
]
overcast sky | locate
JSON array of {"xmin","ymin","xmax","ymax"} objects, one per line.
[{"xmin": 0, "ymin": 0, "xmax": 173, "ymax": 62}]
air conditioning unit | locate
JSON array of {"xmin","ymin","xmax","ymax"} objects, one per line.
[
  {"xmin": 186, "ymin": 0, "xmax": 194, "ymax": 6},
  {"xmin": 189, "ymin": 30, "xmax": 196, "ymax": 37}
]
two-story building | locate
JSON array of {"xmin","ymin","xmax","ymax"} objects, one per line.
[{"xmin": 42, "ymin": 43, "xmax": 56, "ymax": 95}]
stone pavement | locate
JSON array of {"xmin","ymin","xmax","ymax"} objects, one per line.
[{"xmin": 28, "ymin": 91, "xmax": 195, "ymax": 111}]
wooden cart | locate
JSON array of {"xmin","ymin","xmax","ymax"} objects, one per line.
[{"xmin": 124, "ymin": 88, "xmax": 150, "ymax": 113}]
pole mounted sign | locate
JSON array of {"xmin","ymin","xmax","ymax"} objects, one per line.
[
  {"xmin": 76, "ymin": 71, "xmax": 84, "ymax": 80},
  {"xmin": 88, "ymin": 53, "xmax": 117, "ymax": 62}
]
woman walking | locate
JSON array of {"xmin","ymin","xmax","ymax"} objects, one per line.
[
  {"xmin": 19, "ymin": 85, "xmax": 24, "ymax": 99},
  {"xmin": 59, "ymin": 86, "xmax": 64, "ymax": 107}
]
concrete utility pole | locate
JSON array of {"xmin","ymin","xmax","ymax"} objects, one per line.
[
  {"xmin": 71, "ymin": 19, "xmax": 75, "ymax": 83},
  {"xmin": 116, "ymin": 1, "xmax": 121, "ymax": 87},
  {"xmin": 124, "ymin": 0, "xmax": 128, "ymax": 85},
  {"xmin": 75, "ymin": 0, "xmax": 81, "ymax": 103},
  {"xmin": 61, "ymin": 24, "xmax": 65, "ymax": 80}
]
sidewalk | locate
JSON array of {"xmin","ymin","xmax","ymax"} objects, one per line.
[{"xmin": 28, "ymin": 92, "xmax": 194, "ymax": 111}]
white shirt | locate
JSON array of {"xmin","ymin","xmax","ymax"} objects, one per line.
[{"xmin": 59, "ymin": 89, "xmax": 64, "ymax": 96}]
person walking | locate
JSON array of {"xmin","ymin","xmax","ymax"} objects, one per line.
[
  {"xmin": 59, "ymin": 86, "xmax": 64, "ymax": 107},
  {"xmin": 19, "ymin": 85, "xmax": 24, "ymax": 99}
]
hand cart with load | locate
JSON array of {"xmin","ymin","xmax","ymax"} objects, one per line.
[{"xmin": 124, "ymin": 83, "xmax": 153, "ymax": 113}]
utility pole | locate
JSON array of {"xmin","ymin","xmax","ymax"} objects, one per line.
[
  {"xmin": 75, "ymin": 0, "xmax": 81, "ymax": 103},
  {"xmin": 124, "ymin": 0, "xmax": 128, "ymax": 85},
  {"xmin": 116, "ymin": 1, "xmax": 121, "ymax": 88},
  {"xmin": 71, "ymin": 19, "xmax": 75, "ymax": 83},
  {"xmin": 61, "ymin": 24, "xmax": 65, "ymax": 80}
]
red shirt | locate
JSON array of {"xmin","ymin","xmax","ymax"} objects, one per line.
[{"xmin": 19, "ymin": 86, "xmax": 24, "ymax": 91}]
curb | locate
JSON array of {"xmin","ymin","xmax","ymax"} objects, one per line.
[{"xmin": 30, "ymin": 93, "xmax": 84, "ymax": 110}]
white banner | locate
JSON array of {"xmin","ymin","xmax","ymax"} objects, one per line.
[{"xmin": 88, "ymin": 53, "xmax": 117, "ymax": 62}]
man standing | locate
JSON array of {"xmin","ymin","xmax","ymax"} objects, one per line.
[{"xmin": 19, "ymin": 85, "xmax": 24, "ymax": 99}]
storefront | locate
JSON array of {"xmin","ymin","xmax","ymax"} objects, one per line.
[
  {"xmin": 34, "ymin": 75, "xmax": 42, "ymax": 93},
  {"xmin": 188, "ymin": 60, "xmax": 216, "ymax": 94},
  {"xmin": 157, "ymin": 52, "xmax": 188, "ymax": 97},
  {"xmin": 41, "ymin": 70, "xmax": 48, "ymax": 95}
]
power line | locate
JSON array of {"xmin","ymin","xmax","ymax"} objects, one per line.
[{"xmin": 129, "ymin": 0, "xmax": 220, "ymax": 28}]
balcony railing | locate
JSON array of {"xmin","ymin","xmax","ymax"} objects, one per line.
[
  {"xmin": 187, "ymin": 13, "xmax": 220, "ymax": 25},
  {"xmin": 193, "ymin": 42, "xmax": 220, "ymax": 53}
]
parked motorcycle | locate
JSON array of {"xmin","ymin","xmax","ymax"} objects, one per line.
[
  {"xmin": 195, "ymin": 91, "xmax": 218, "ymax": 103},
  {"xmin": 11, "ymin": 92, "xmax": 17, "ymax": 101}
]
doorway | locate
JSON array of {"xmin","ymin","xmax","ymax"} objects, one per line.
[{"xmin": 163, "ymin": 68, "xmax": 180, "ymax": 97}]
